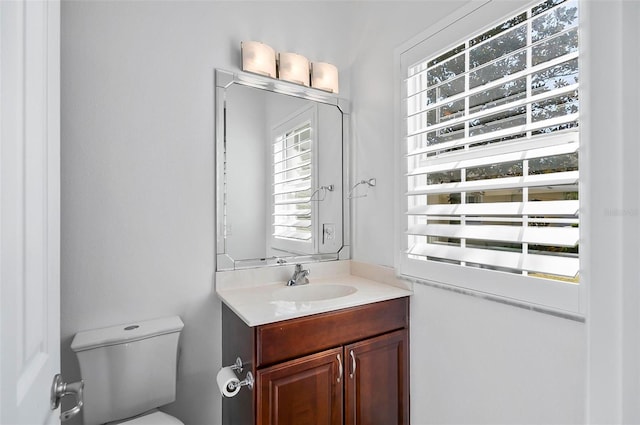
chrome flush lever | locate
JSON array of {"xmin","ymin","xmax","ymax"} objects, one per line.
[{"xmin": 50, "ymin": 374, "xmax": 84, "ymax": 421}]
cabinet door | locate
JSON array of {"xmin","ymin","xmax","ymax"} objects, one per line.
[
  {"xmin": 257, "ymin": 347, "xmax": 343, "ymax": 425},
  {"xmin": 344, "ymin": 330, "xmax": 409, "ymax": 425}
]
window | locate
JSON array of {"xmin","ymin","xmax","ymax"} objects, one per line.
[
  {"xmin": 271, "ymin": 106, "xmax": 318, "ymax": 255},
  {"xmin": 400, "ymin": 0, "xmax": 581, "ymax": 312}
]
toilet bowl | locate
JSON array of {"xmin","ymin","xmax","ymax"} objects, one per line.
[{"xmin": 71, "ymin": 316, "xmax": 184, "ymax": 425}]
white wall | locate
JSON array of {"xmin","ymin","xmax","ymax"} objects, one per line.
[
  {"xmin": 581, "ymin": 1, "xmax": 640, "ymax": 423},
  {"xmin": 411, "ymin": 284, "xmax": 585, "ymax": 424},
  {"xmin": 61, "ymin": 1, "xmax": 589, "ymax": 424},
  {"xmin": 619, "ymin": 2, "xmax": 640, "ymax": 420}
]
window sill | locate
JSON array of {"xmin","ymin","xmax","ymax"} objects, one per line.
[{"xmin": 401, "ymin": 272, "xmax": 585, "ymax": 322}]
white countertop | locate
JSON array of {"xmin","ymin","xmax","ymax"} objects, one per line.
[{"xmin": 216, "ymin": 262, "xmax": 413, "ymax": 327}]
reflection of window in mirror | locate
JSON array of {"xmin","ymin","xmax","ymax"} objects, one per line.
[{"xmin": 270, "ymin": 105, "xmax": 318, "ymax": 256}]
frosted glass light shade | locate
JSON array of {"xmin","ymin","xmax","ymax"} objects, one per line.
[
  {"xmin": 241, "ymin": 41, "xmax": 276, "ymax": 78},
  {"xmin": 278, "ymin": 52, "xmax": 310, "ymax": 86},
  {"xmin": 311, "ymin": 62, "xmax": 339, "ymax": 94}
]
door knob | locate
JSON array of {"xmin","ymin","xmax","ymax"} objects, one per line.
[{"xmin": 50, "ymin": 374, "xmax": 84, "ymax": 421}]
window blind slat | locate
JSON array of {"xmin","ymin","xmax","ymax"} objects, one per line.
[
  {"xmin": 272, "ymin": 230, "xmax": 312, "ymax": 241},
  {"xmin": 273, "ymin": 173, "xmax": 312, "ymax": 186},
  {"xmin": 411, "ymin": 131, "xmax": 578, "ymax": 165},
  {"xmin": 274, "ymin": 199, "xmax": 314, "ymax": 206},
  {"xmin": 407, "ymin": 113, "xmax": 579, "ymax": 156},
  {"xmin": 273, "ymin": 181, "xmax": 312, "ymax": 196},
  {"xmin": 275, "ymin": 224, "xmax": 312, "ymax": 230},
  {"xmin": 408, "ymin": 170, "xmax": 578, "ymax": 195},
  {"xmin": 407, "ymin": 200, "xmax": 580, "ymax": 217},
  {"xmin": 273, "ymin": 219, "xmax": 312, "ymax": 227},
  {"xmin": 411, "ymin": 216, "xmax": 579, "ymax": 225},
  {"xmin": 408, "ymin": 140, "xmax": 578, "ymax": 176},
  {"xmin": 274, "ymin": 160, "xmax": 312, "ymax": 175},
  {"xmin": 407, "ymin": 223, "xmax": 579, "ymax": 246},
  {"xmin": 408, "ymin": 243, "xmax": 579, "ymax": 277},
  {"xmin": 273, "ymin": 208, "xmax": 311, "ymax": 215}
]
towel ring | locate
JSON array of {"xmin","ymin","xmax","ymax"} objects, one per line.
[{"xmin": 348, "ymin": 178, "xmax": 376, "ymax": 199}]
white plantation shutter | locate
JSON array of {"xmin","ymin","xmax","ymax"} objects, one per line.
[
  {"xmin": 271, "ymin": 106, "xmax": 318, "ymax": 255},
  {"xmin": 402, "ymin": 0, "xmax": 580, "ymax": 288},
  {"xmin": 273, "ymin": 122, "xmax": 313, "ymax": 241}
]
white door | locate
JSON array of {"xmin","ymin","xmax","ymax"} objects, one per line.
[{"xmin": 1, "ymin": 1, "xmax": 63, "ymax": 424}]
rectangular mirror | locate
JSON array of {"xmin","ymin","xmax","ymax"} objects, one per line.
[{"xmin": 215, "ymin": 69, "xmax": 350, "ymax": 271}]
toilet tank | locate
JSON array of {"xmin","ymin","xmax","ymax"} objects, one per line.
[{"xmin": 71, "ymin": 316, "xmax": 184, "ymax": 425}]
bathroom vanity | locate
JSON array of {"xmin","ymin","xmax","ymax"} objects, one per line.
[
  {"xmin": 214, "ymin": 69, "xmax": 410, "ymax": 424},
  {"xmin": 217, "ymin": 264, "xmax": 411, "ymax": 425}
]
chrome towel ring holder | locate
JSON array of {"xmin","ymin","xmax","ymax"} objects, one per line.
[{"xmin": 348, "ymin": 178, "xmax": 376, "ymax": 199}]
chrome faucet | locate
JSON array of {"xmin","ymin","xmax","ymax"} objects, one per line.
[{"xmin": 287, "ymin": 264, "xmax": 310, "ymax": 286}]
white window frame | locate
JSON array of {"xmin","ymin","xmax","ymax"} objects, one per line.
[
  {"xmin": 394, "ymin": 0, "xmax": 585, "ymax": 316},
  {"xmin": 269, "ymin": 104, "xmax": 319, "ymax": 256}
]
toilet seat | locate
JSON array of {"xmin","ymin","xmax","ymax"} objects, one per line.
[{"xmin": 108, "ymin": 410, "xmax": 183, "ymax": 425}]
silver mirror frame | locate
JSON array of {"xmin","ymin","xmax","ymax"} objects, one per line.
[{"xmin": 214, "ymin": 68, "xmax": 351, "ymax": 271}]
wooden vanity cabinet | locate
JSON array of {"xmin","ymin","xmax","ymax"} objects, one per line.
[
  {"xmin": 222, "ymin": 297, "xmax": 409, "ymax": 425},
  {"xmin": 344, "ymin": 329, "xmax": 408, "ymax": 425},
  {"xmin": 257, "ymin": 347, "xmax": 344, "ymax": 425}
]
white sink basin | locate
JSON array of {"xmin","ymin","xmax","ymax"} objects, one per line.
[{"xmin": 272, "ymin": 284, "xmax": 358, "ymax": 302}]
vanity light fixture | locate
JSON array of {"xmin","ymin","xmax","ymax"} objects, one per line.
[
  {"xmin": 277, "ymin": 52, "xmax": 310, "ymax": 86},
  {"xmin": 241, "ymin": 41, "xmax": 277, "ymax": 78},
  {"xmin": 311, "ymin": 62, "xmax": 339, "ymax": 94}
]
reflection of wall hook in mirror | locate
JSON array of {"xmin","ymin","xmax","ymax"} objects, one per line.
[
  {"xmin": 348, "ymin": 178, "xmax": 376, "ymax": 199},
  {"xmin": 308, "ymin": 184, "xmax": 334, "ymax": 202}
]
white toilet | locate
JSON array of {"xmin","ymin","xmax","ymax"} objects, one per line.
[{"xmin": 71, "ymin": 316, "xmax": 185, "ymax": 425}]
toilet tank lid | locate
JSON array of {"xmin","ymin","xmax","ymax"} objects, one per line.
[{"xmin": 71, "ymin": 316, "xmax": 184, "ymax": 352}]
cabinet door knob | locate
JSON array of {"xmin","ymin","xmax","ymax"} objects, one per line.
[
  {"xmin": 349, "ymin": 350, "xmax": 356, "ymax": 379},
  {"xmin": 337, "ymin": 354, "xmax": 343, "ymax": 382}
]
